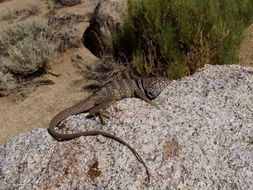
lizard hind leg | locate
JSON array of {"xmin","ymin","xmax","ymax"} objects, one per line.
[{"xmin": 88, "ymin": 98, "xmax": 116, "ymax": 125}]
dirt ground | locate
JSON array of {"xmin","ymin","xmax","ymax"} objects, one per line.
[
  {"xmin": 0, "ymin": 0, "xmax": 99, "ymax": 144},
  {"xmin": 0, "ymin": 1, "xmax": 253, "ymax": 145}
]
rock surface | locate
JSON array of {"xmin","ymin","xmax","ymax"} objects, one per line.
[
  {"xmin": 83, "ymin": 0, "xmax": 127, "ymax": 57},
  {"xmin": 1, "ymin": 65, "xmax": 253, "ymax": 189}
]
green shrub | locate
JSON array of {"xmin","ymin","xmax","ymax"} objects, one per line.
[{"xmin": 113, "ymin": 0, "xmax": 253, "ymax": 79}]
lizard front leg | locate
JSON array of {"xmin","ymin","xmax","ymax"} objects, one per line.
[{"xmin": 89, "ymin": 98, "xmax": 116, "ymax": 125}]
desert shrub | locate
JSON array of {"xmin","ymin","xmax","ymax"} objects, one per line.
[
  {"xmin": 0, "ymin": 14, "xmax": 83, "ymax": 76},
  {"xmin": 113, "ymin": 0, "xmax": 253, "ymax": 79},
  {"xmin": 55, "ymin": 28, "xmax": 82, "ymax": 52},
  {"xmin": 0, "ymin": 71, "xmax": 16, "ymax": 96},
  {"xmin": 1, "ymin": 17, "xmax": 57, "ymax": 75},
  {"xmin": 0, "ymin": 17, "xmax": 57, "ymax": 96},
  {"xmin": 2, "ymin": 17, "xmax": 49, "ymax": 45},
  {"xmin": 0, "ymin": 14, "xmax": 84, "ymax": 96},
  {"xmin": 2, "ymin": 37, "xmax": 55, "ymax": 75}
]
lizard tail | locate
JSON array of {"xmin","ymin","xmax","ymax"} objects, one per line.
[
  {"xmin": 49, "ymin": 128, "xmax": 151, "ymax": 182},
  {"xmin": 51, "ymin": 130, "xmax": 150, "ymax": 183},
  {"xmin": 48, "ymin": 97, "xmax": 95, "ymax": 140},
  {"xmin": 48, "ymin": 99, "xmax": 151, "ymax": 182},
  {"xmin": 49, "ymin": 125, "xmax": 151, "ymax": 182}
]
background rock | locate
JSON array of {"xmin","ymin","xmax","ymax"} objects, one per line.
[
  {"xmin": 1, "ymin": 65, "xmax": 253, "ymax": 189},
  {"xmin": 83, "ymin": 0, "xmax": 127, "ymax": 57}
]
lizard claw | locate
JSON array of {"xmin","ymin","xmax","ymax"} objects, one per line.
[
  {"xmin": 102, "ymin": 110, "xmax": 110, "ymax": 119},
  {"xmin": 99, "ymin": 110, "xmax": 111, "ymax": 125},
  {"xmin": 148, "ymin": 100, "xmax": 156, "ymax": 107}
]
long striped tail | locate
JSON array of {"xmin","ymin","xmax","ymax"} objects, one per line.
[
  {"xmin": 48, "ymin": 97, "xmax": 151, "ymax": 182},
  {"xmin": 48, "ymin": 97, "xmax": 95, "ymax": 140}
]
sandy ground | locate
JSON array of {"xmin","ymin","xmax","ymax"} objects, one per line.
[
  {"xmin": 0, "ymin": 0, "xmax": 253, "ymax": 145},
  {"xmin": 0, "ymin": 47, "xmax": 98, "ymax": 144},
  {"xmin": 0, "ymin": 0, "xmax": 99, "ymax": 144}
]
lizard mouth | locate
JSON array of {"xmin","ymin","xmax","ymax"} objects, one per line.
[
  {"xmin": 142, "ymin": 77, "xmax": 168, "ymax": 99},
  {"xmin": 142, "ymin": 79, "xmax": 161, "ymax": 99}
]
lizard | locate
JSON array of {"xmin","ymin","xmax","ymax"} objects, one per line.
[{"xmin": 48, "ymin": 75, "xmax": 168, "ymax": 182}]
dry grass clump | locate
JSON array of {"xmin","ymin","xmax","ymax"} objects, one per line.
[
  {"xmin": 48, "ymin": 14, "xmax": 85, "ymax": 52},
  {"xmin": 1, "ymin": 3, "xmax": 40, "ymax": 21},
  {"xmin": 57, "ymin": 28, "xmax": 82, "ymax": 52}
]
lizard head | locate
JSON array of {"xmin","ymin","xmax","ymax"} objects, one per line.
[{"xmin": 142, "ymin": 77, "xmax": 169, "ymax": 99}]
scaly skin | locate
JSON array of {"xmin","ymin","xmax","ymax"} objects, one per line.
[{"xmin": 48, "ymin": 77, "xmax": 168, "ymax": 182}]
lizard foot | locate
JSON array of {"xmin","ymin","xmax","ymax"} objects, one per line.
[
  {"xmin": 99, "ymin": 110, "xmax": 111, "ymax": 125},
  {"xmin": 101, "ymin": 110, "xmax": 110, "ymax": 119},
  {"xmin": 88, "ymin": 110, "xmax": 110, "ymax": 125},
  {"xmin": 148, "ymin": 100, "xmax": 156, "ymax": 107}
]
